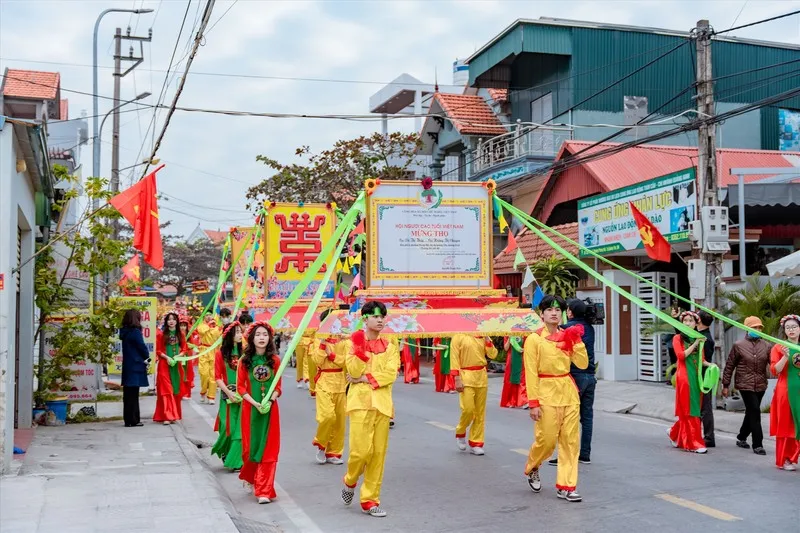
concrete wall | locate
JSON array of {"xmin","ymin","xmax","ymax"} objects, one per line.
[{"xmin": 0, "ymin": 124, "xmax": 37, "ymax": 473}]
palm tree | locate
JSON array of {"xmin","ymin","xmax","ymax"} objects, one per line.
[
  {"xmin": 529, "ymin": 255, "xmax": 577, "ymax": 299},
  {"xmin": 721, "ymin": 275, "xmax": 800, "ymax": 336}
]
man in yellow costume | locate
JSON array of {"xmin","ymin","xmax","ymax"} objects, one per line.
[
  {"xmin": 311, "ymin": 309, "xmax": 347, "ymax": 465},
  {"xmin": 524, "ymin": 295, "xmax": 588, "ymax": 503},
  {"xmin": 450, "ymin": 333, "xmax": 498, "ymax": 455},
  {"xmin": 302, "ymin": 331, "xmax": 318, "ymax": 398},
  {"xmin": 340, "ymin": 301, "xmax": 399, "ymax": 518},
  {"xmin": 197, "ymin": 309, "xmax": 230, "ymax": 404}
]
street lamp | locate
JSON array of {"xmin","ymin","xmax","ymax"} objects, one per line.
[
  {"xmin": 97, "ymin": 91, "xmax": 151, "ymax": 162},
  {"xmin": 92, "ymin": 8, "xmax": 152, "ymax": 183},
  {"xmin": 119, "ymin": 158, "xmax": 160, "ymax": 173}
]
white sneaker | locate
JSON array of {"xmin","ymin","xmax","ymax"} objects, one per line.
[
  {"xmin": 303, "ymin": 382, "xmax": 310, "ymax": 390},
  {"xmin": 666, "ymin": 429, "xmax": 677, "ymax": 448},
  {"xmin": 200, "ymin": 397, "xmax": 207, "ymax": 404},
  {"xmin": 456, "ymin": 437, "xmax": 467, "ymax": 451},
  {"xmin": 296, "ymin": 382, "xmax": 303, "ymax": 389},
  {"xmin": 782, "ymin": 461, "xmax": 797, "ymax": 471},
  {"xmin": 327, "ymin": 456, "xmax": 344, "ymax": 465},
  {"xmin": 341, "ymin": 484, "xmax": 355, "ymax": 506},
  {"xmin": 470, "ymin": 446, "xmax": 485, "ymax": 456},
  {"xmin": 315, "ymin": 448, "xmax": 327, "ymax": 465},
  {"xmin": 557, "ymin": 489, "xmax": 582, "ymax": 502},
  {"xmin": 694, "ymin": 447, "xmax": 708, "ymax": 454},
  {"xmin": 527, "ymin": 469, "xmax": 541, "ymax": 493},
  {"xmin": 258, "ymin": 497, "xmax": 271, "ymax": 504},
  {"xmin": 163, "ymin": 421, "xmax": 170, "ymax": 426},
  {"xmin": 362, "ymin": 505, "xmax": 387, "ymax": 518}
]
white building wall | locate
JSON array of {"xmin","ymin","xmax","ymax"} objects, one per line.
[{"xmin": 0, "ymin": 124, "xmax": 38, "ymax": 473}]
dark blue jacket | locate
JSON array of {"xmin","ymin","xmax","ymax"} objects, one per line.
[
  {"xmin": 567, "ymin": 318, "xmax": 595, "ymax": 375},
  {"xmin": 120, "ymin": 327, "xmax": 150, "ymax": 388}
]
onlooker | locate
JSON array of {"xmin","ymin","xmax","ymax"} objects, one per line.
[
  {"xmin": 721, "ymin": 316, "xmax": 771, "ymax": 455},
  {"xmin": 120, "ymin": 309, "xmax": 150, "ymax": 427},
  {"xmin": 696, "ymin": 310, "xmax": 716, "ymax": 447},
  {"xmin": 549, "ymin": 298, "xmax": 596, "ymax": 465}
]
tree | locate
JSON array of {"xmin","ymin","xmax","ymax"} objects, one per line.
[
  {"xmin": 151, "ymin": 237, "xmax": 222, "ymax": 296},
  {"xmin": 722, "ymin": 275, "xmax": 800, "ymax": 336},
  {"xmin": 246, "ymin": 132, "xmax": 423, "ymax": 209},
  {"xmin": 530, "ymin": 256, "xmax": 577, "ymax": 299},
  {"xmin": 34, "ymin": 166, "xmax": 133, "ymax": 404}
]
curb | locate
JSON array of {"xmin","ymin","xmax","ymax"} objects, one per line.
[{"xmin": 172, "ymin": 423, "xmax": 241, "ymax": 533}]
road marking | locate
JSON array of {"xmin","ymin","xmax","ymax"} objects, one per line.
[
  {"xmin": 31, "ymin": 472, "xmax": 86, "ymax": 477},
  {"xmin": 655, "ymin": 493, "xmax": 742, "ymax": 521},
  {"xmin": 510, "ymin": 448, "xmax": 529, "ymax": 456},
  {"xmin": 92, "ymin": 464, "xmax": 137, "ymax": 470},
  {"xmin": 143, "ymin": 461, "xmax": 181, "ymax": 466},
  {"xmin": 604, "ymin": 413, "xmax": 738, "ymax": 442},
  {"xmin": 41, "ymin": 460, "xmax": 88, "ymax": 464},
  {"xmin": 426, "ymin": 421, "xmax": 456, "ymax": 431},
  {"xmin": 129, "ymin": 442, "xmax": 144, "ymax": 452},
  {"xmin": 191, "ymin": 400, "xmax": 324, "ymax": 533}
]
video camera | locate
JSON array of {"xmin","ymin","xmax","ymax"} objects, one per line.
[{"xmin": 583, "ymin": 298, "xmax": 605, "ymax": 325}]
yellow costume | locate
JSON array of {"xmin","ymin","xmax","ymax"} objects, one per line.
[
  {"xmin": 523, "ymin": 328, "xmax": 588, "ymax": 492},
  {"xmin": 311, "ymin": 338, "xmax": 347, "ymax": 460},
  {"xmin": 450, "ymin": 334, "xmax": 498, "ymax": 450},
  {"xmin": 295, "ymin": 334, "xmax": 308, "ymax": 385},
  {"xmin": 300, "ymin": 333, "xmax": 317, "ymax": 396},
  {"xmin": 196, "ymin": 322, "xmax": 220, "ymax": 401},
  {"xmin": 342, "ymin": 336, "xmax": 400, "ymax": 511}
]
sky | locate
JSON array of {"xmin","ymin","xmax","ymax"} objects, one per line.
[{"xmin": 1, "ymin": 0, "xmax": 800, "ymax": 238}]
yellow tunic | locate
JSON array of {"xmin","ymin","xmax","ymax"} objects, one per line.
[
  {"xmin": 197, "ymin": 322, "xmax": 221, "ymax": 347},
  {"xmin": 311, "ymin": 338, "xmax": 348, "ymax": 457},
  {"xmin": 524, "ymin": 329, "xmax": 589, "ymax": 407},
  {"xmin": 310, "ymin": 339, "xmax": 347, "ymax": 393},
  {"xmin": 449, "ymin": 334, "xmax": 499, "ymax": 388},
  {"xmin": 343, "ymin": 338, "xmax": 400, "ymax": 418}
]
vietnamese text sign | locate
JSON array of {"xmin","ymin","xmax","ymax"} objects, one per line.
[
  {"xmin": 367, "ymin": 181, "xmax": 492, "ymax": 288},
  {"xmin": 578, "ymin": 168, "xmax": 696, "ymax": 257},
  {"xmin": 43, "ymin": 320, "xmax": 100, "ymax": 401},
  {"xmin": 230, "ymin": 227, "xmax": 265, "ymax": 300},
  {"xmin": 264, "ymin": 203, "xmax": 336, "ymax": 299},
  {"xmin": 112, "ymin": 296, "xmax": 157, "ymax": 375},
  {"xmin": 779, "ymin": 108, "xmax": 800, "ymax": 152}
]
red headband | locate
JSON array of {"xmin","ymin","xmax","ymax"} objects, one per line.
[
  {"xmin": 780, "ymin": 315, "xmax": 800, "ymax": 327},
  {"xmin": 222, "ymin": 320, "xmax": 241, "ymax": 338},
  {"xmin": 678, "ymin": 311, "xmax": 701, "ymax": 324},
  {"xmin": 245, "ymin": 321, "xmax": 274, "ymax": 340}
]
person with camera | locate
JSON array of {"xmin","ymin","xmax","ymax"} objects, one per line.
[{"xmin": 548, "ymin": 299, "xmax": 596, "ymax": 466}]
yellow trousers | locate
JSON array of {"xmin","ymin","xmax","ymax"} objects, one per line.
[
  {"xmin": 455, "ymin": 386, "xmax": 488, "ymax": 447},
  {"xmin": 295, "ymin": 344, "xmax": 307, "ymax": 383},
  {"xmin": 304, "ymin": 354, "xmax": 318, "ymax": 396},
  {"xmin": 524, "ymin": 404, "xmax": 580, "ymax": 491},
  {"xmin": 198, "ymin": 352, "xmax": 216, "ymax": 400},
  {"xmin": 344, "ymin": 410, "xmax": 390, "ymax": 508},
  {"xmin": 313, "ymin": 390, "xmax": 346, "ymax": 457}
]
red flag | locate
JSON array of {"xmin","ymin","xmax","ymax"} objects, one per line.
[
  {"xmin": 110, "ymin": 165, "xmax": 165, "ymax": 270},
  {"xmin": 349, "ymin": 219, "xmax": 364, "ymax": 238},
  {"xmin": 629, "ymin": 201, "xmax": 671, "ymax": 262},
  {"xmin": 503, "ymin": 232, "xmax": 518, "ymax": 254},
  {"xmin": 119, "ymin": 255, "xmax": 141, "ymax": 284}
]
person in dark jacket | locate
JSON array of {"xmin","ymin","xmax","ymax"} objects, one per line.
[
  {"xmin": 549, "ymin": 299, "xmax": 596, "ymax": 465},
  {"xmin": 721, "ymin": 316, "xmax": 772, "ymax": 455},
  {"xmin": 120, "ymin": 309, "xmax": 151, "ymax": 427}
]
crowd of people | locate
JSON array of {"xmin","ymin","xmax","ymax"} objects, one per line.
[{"xmin": 117, "ymin": 295, "xmax": 800, "ymax": 518}]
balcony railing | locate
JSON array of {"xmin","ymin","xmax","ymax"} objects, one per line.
[{"xmin": 472, "ymin": 122, "xmax": 573, "ymax": 174}]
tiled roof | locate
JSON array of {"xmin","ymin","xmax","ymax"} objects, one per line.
[
  {"xmin": 203, "ymin": 230, "xmax": 228, "ymax": 245},
  {"xmin": 60, "ymin": 99, "xmax": 68, "ymax": 120},
  {"xmin": 3, "ymin": 69, "xmax": 59, "ymax": 100},
  {"xmin": 433, "ymin": 93, "xmax": 506, "ymax": 136},
  {"xmin": 560, "ymin": 141, "xmax": 800, "ymax": 189},
  {"xmin": 487, "ymin": 88, "xmax": 508, "ymax": 103},
  {"xmin": 494, "ymin": 223, "xmax": 579, "ymax": 273}
]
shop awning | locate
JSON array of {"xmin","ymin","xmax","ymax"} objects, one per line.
[
  {"xmin": 728, "ymin": 183, "xmax": 800, "ymax": 207},
  {"xmin": 767, "ymin": 249, "xmax": 800, "ymax": 277},
  {"xmin": 316, "ymin": 309, "xmax": 542, "ymax": 338}
]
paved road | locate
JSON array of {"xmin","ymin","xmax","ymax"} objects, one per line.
[{"xmin": 182, "ymin": 374, "xmax": 799, "ymax": 533}]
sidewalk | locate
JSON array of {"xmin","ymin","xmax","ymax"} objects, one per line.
[
  {"xmin": 593, "ymin": 379, "xmax": 771, "ymax": 439},
  {"xmin": 0, "ymin": 416, "xmax": 239, "ymax": 533}
]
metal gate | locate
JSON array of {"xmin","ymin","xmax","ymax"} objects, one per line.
[{"xmin": 636, "ymin": 272, "xmax": 677, "ymax": 382}]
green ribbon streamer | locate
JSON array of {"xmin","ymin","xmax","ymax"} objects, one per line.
[
  {"xmin": 497, "ymin": 197, "xmax": 704, "ymax": 342},
  {"xmin": 263, "ymin": 194, "xmax": 366, "ymax": 405},
  {"xmin": 509, "ymin": 337, "xmax": 524, "ymax": 353},
  {"xmin": 176, "ymin": 223, "xmax": 265, "ymax": 362},
  {"xmin": 497, "ymin": 197, "xmax": 800, "ymax": 353},
  {"xmin": 187, "ymin": 233, "xmax": 231, "ymax": 337}
]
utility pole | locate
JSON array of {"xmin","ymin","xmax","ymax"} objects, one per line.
[
  {"xmin": 694, "ymin": 19, "xmax": 726, "ymax": 370},
  {"xmin": 109, "ymin": 25, "xmax": 151, "ymax": 291}
]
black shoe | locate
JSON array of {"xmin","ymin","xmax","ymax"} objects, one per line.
[
  {"xmin": 736, "ymin": 440, "xmax": 750, "ymax": 449},
  {"xmin": 704, "ymin": 441, "xmax": 716, "ymax": 448},
  {"xmin": 753, "ymin": 447, "xmax": 766, "ymax": 456},
  {"xmin": 578, "ymin": 456, "xmax": 591, "ymax": 465},
  {"xmin": 548, "ymin": 458, "xmax": 558, "ymax": 466}
]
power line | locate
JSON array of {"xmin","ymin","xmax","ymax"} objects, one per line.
[
  {"xmin": 205, "ymin": 0, "xmax": 238, "ymax": 36},
  {"xmin": 716, "ymin": 8, "xmax": 800, "ymax": 35},
  {"xmin": 160, "ymin": 191, "xmax": 247, "ymax": 213},
  {"xmin": 140, "ymin": 0, "xmax": 217, "ymax": 180}
]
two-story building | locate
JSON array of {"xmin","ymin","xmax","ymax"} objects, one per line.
[{"xmin": 0, "ymin": 68, "xmax": 57, "ymax": 472}]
